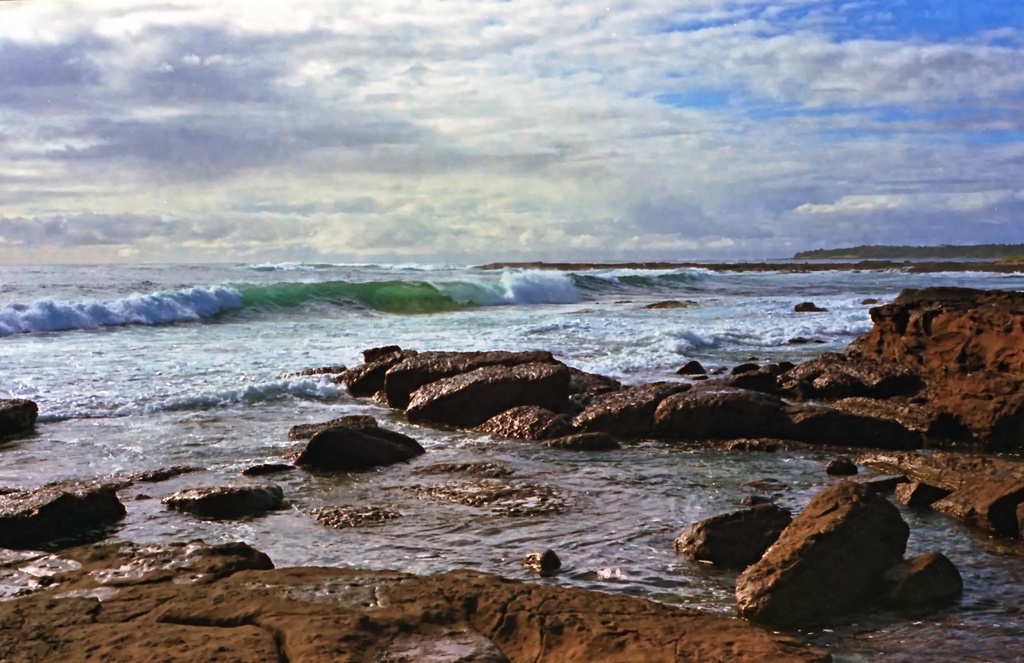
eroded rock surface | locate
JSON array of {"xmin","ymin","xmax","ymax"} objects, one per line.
[
  {"xmin": 574, "ymin": 381, "xmax": 690, "ymax": 438},
  {"xmin": 476, "ymin": 405, "xmax": 575, "ymax": 441}
]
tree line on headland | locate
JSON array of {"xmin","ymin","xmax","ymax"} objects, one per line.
[{"xmin": 793, "ymin": 244, "xmax": 1024, "ymax": 260}]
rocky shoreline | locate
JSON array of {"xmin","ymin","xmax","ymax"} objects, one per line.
[
  {"xmin": 2, "ymin": 286, "xmax": 1024, "ymax": 661},
  {"xmin": 475, "ymin": 259, "xmax": 1024, "ymax": 274}
]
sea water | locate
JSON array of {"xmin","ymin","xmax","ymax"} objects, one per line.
[{"xmin": 1, "ymin": 262, "xmax": 1023, "ymax": 661}]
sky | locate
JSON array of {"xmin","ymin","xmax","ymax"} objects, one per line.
[{"xmin": 1, "ymin": 0, "xmax": 1023, "ymax": 264}]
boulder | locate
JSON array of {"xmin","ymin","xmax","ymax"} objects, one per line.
[
  {"xmin": 384, "ymin": 350, "xmax": 559, "ymax": 409},
  {"xmin": 339, "ymin": 348, "xmax": 416, "ymax": 397},
  {"xmin": 295, "ymin": 425, "xmax": 425, "ymax": 472},
  {"xmin": 0, "ymin": 542, "xmax": 832, "ymax": 663},
  {"xmin": 406, "ymin": 362, "xmax": 570, "ymax": 428},
  {"xmin": 676, "ymin": 360, "xmax": 707, "ymax": 376},
  {"xmin": 567, "ymin": 367, "xmax": 621, "ymax": 398},
  {"xmin": 727, "ymin": 363, "xmax": 791, "ymax": 395},
  {"xmin": 574, "ymin": 381, "xmax": 691, "ymax": 438},
  {"xmin": 825, "ymin": 458, "xmax": 859, "ymax": 476},
  {"xmin": 542, "ymin": 432, "xmax": 621, "ymax": 451},
  {"xmin": 894, "ymin": 482, "xmax": 951, "ymax": 508},
  {"xmin": 241, "ymin": 463, "xmax": 295, "ymax": 477},
  {"xmin": 882, "ymin": 551, "xmax": 963, "ymax": 608},
  {"xmin": 163, "ymin": 484, "xmax": 284, "ymax": 519},
  {"xmin": 0, "ymin": 481, "xmax": 126, "ymax": 550},
  {"xmin": 654, "ymin": 387, "xmax": 793, "ymax": 440},
  {"xmin": 675, "ymin": 504, "xmax": 792, "ymax": 569},
  {"xmin": 930, "ymin": 475, "xmax": 1024, "ymax": 538},
  {"xmin": 0, "ymin": 398, "xmax": 38, "ymax": 438},
  {"xmin": 794, "ymin": 302, "xmax": 828, "ymax": 312},
  {"xmin": 779, "ymin": 354, "xmax": 923, "ymax": 401},
  {"xmin": 523, "ymin": 549, "xmax": 562, "ymax": 575},
  {"xmin": 284, "ymin": 364, "xmax": 347, "ymax": 378},
  {"xmin": 362, "ymin": 344, "xmax": 403, "ymax": 363},
  {"xmin": 735, "ymin": 481, "xmax": 910, "ymax": 627},
  {"xmin": 855, "ymin": 450, "xmax": 1024, "ymax": 492},
  {"xmin": 476, "ymin": 405, "xmax": 575, "ymax": 441},
  {"xmin": 288, "ymin": 414, "xmax": 379, "ymax": 440},
  {"xmin": 785, "ymin": 405, "xmax": 922, "ymax": 450}
]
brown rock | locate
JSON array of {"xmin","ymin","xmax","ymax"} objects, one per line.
[
  {"xmin": 0, "ymin": 541, "xmax": 831, "ymax": 663},
  {"xmin": 476, "ymin": 405, "xmax": 575, "ymax": 440},
  {"xmin": 542, "ymin": 432, "xmax": 621, "ymax": 451},
  {"xmin": 384, "ymin": 350, "xmax": 558, "ymax": 409},
  {"xmin": 825, "ymin": 458, "xmax": 859, "ymax": 475},
  {"xmin": 855, "ymin": 450, "xmax": 1024, "ymax": 492},
  {"xmin": 406, "ymin": 362, "xmax": 570, "ymax": 428},
  {"xmin": 362, "ymin": 344, "xmax": 404, "ymax": 363},
  {"xmin": 523, "ymin": 549, "xmax": 562, "ymax": 575},
  {"xmin": 882, "ymin": 551, "xmax": 963, "ymax": 607},
  {"xmin": 675, "ymin": 504, "xmax": 792, "ymax": 569},
  {"xmin": 0, "ymin": 398, "xmax": 38, "ymax": 438},
  {"xmin": 894, "ymin": 482, "xmax": 951, "ymax": 508},
  {"xmin": 794, "ymin": 301, "xmax": 828, "ymax": 312},
  {"xmin": 311, "ymin": 505, "xmax": 401, "ymax": 529},
  {"xmin": 735, "ymin": 481, "xmax": 910, "ymax": 627},
  {"xmin": 288, "ymin": 415, "xmax": 379, "ymax": 440},
  {"xmin": 339, "ymin": 349, "xmax": 416, "ymax": 397},
  {"xmin": 676, "ymin": 360, "xmax": 707, "ymax": 376},
  {"xmin": 779, "ymin": 354, "xmax": 923, "ymax": 401},
  {"xmin": 295, "ymin": 425, "xmax": 425, "ymax": 472},
  {"xmin": 654, "ymin": 387, "xmax": 793, "ymax": 440},
  {"xmin": 573, "ymin": 381, "xmax": 691, "ymax": 438},
  {"xmin": 568, "ymin": 367, "xmax": 622, "ymax": 398},
  {"xmin": 786, "ymin": 405, "xmax": 922, "ymax": 450},
  {"xmin": 284, "ymin": 364, "xmax": 347, "ymax": 378},
  {"xmin": 163, "ymin": 484, "xmax": 284, "ymax": 519},
  {"xmin": 0, "ymin": 481, "xmax": 126, "ymax": 550},
  {"xmin": 241, "ymin": 463, "xmax": 295, "ymax": 477},
  {"xmin": 643, "ymin": 299, "xmax": 696, "ymax": 309},
  {"xmin": 930, "ymin": 475, "xmax": 1024, "ymax": 537}
]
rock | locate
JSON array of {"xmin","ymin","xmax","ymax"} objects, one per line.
[
  {"xmin": 573, "ymin": 381, "xmax": 690, "ymax": 438},
  {"xmin": 568, "ymin": 367, "xmax": 621, "ymax": 398},
  {"xmin": 779, "ymin": 354, "xmax": 923, "ymax": 401},
  {"xmin": 284, "ymin": 364, "xmax": 347, "ymax": 378},
  {"xmin": 727, "ymin": 364, "xmax": 787, "ymax": 395},
  {"xmin": 295, "ymin": 425, "xmax": 425, "ymax": 472},
  {"xmin": 417, "ymin": 462, "xmax": 514, "ymax": 478},
  {"xmin": 339, "ymin": 348, "xmax": 416, "ymax": 397},
  {"xmin": 676, "ymin": 360, "xmax": 707, "ymax": 376},
  {"xmin": 241, "ymin": 463, "xmax": 295, "ymax": 477},
  {"xmin": 476, "ymin": 405, "xmax": 575, "ymax": 441},
  {"xmin": 163, "ymin": 484, "xmax": 284, "ymax": 519},
  {"xmin": 740, "ymin": 495, "xmax": 775, "ymax": 506},
  {"xmin": 785, "ymin": 405, "xmax": 922, "ymax": 450},
  {"xmin": 523, "ymin": 549, "xmax": 562, "ymax": 575},
  {"xmin": 675, "ymin": 504, "xmax": 792, "ymax": 569},
  {"xmin": 414, "ymin": 479, "xmax": 565, "ymax": 517},
  {"xmin": 406, "ymin": 362, "xmax": 570, "ymax": 428},
  {"xmin": 861, "ymin": 298, "xmax": 879, "ymax": 305},
  {"xmin": 311, "ymin": 505, "xmax": 401, "ymax": 529},
  {"xmin": 542, "ymin": 432, "xmax": 621, "ymax": 451},
  {"xmin": 731, "ymin": 362, "xmax": 760, "ymax": 375},
  {"xmin": 654, "ymin": 387, "xmax": 793, "ymax": 440},
  {"xmin": 126, "ymin": 465, "xmax": 202, "ymax": 483},
  {"xmin": 854, "ymin": 475, "xmax": 908, "ymax": 495},
  {"xmin": 384, "ymin": 350, "xmax": 559, "ymax": 409},
  {"xmin": 735, "ymin": 481, "xmax": 910, "ymax": 627},
  {"xmin": 0, "ymin": 481, "xmax": 126, "ymax": 550},
  {"xmin": 0, "ymin": 541, "xmax": 831, "ymax": 663},
  {"xmin": 288, "ymin": 415, "xmax": 379, "ymax": 440},
  {"xmin": 794, "ymin": 302, "xmax": 828, "ymax": 312},
  {"xmin": 855, "ymin": 450, "xmax": 1024, "ymax": 492},
  {"xmin": 643, "ymin": 299, "xmax": 696, "ymax": 309},
  {"xmin": 724, "ymin": 439, "xmax": 781, "ymax": 452},
  {"xmin": 930, "ymin": 475, "xmax": 1024, "ymax": 538},
  {"xmin": 362, "ymin": 344, "xmax": 403, "ymax": 363},
  {"xmin": 826, "ymin": 458, "xmax": 859, "ymax": 476},
  {"xmin": 882, "ymin": 552, "xmax": 963, "ymax": 608},
  {"xmin": 894, "ymin": 482, "xmax": 951, "ymax": 508},
  {"xmin": 0, "ymin": 398, "xmax": 38, "ymax": 438},
  {"xmin": 829, "ymin": 397, "xmax": 939, "ymax": 436}
]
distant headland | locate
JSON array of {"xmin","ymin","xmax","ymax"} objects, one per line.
[
  {"xmin": 476, "ymin": 258, "xmax": 1024, "ymax": 273},
  {"xmin": 792, "ymin": 244, "xmax": 1024, "ymax": 261}
]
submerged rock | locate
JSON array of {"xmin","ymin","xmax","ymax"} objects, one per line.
[
  {"xmin": 311, "ymin": 505, "xmax": 401, "ymax": 529},
  {"xmin": 882, "ymin": 551, "xmax": 963, "ymax": 608},
  {"xmin": 675, "ymin": 504, "xmax": 792, "ymax": 569},
  {"xmin": 295, "ymin": 425, "xmax": 425, "ymax": 472},
  {"xmin": 0, "ymin": 399, "xmax": 38, "ymax": 438},
  {"xmin": 542, "ymin": 431, "xmax": 621, "ymax": 451},
  {"xmin": 735, "ymin": 481, "xmax": 909, "ymax": 627},
  {"xmin": 0, "ymin": 481, "xmax": 126, "ymax": 550},
  {"xmin": 413, "ymin": 479, "xmax": 565, "ymax": 517},
  {"xmin": 163, "ymin": 484, "xmax": 284, "ymax": 519}
]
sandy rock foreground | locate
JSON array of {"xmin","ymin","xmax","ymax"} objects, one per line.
[{"xmin": 0, "ymin": 540, "xmax": 830, "ymax": 663}]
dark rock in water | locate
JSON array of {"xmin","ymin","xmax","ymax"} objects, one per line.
[
  {"xmin": 794, "ymin": 301, "xmax": 828, "ymax": 312},
  {"xmin": 731, "ymin": 362, "xmax": 760, "ymax": 376},
  {"xmin": 894, "ymin": 481, "xmax": 951, "ymax": 508},
  {"xmin": 742, "ymin": 478, "xmax": 789, "ymax": 492},
  {"xmin": 362, "ymin": 345, "xmax": 404, "ymax": 363},
  {"xmin": 574, "ymin": 381, "xmax": 691, "ymax": 438},
  {"xmin": 567, "ymin": 366, "xmax": 622, "ymax": 398},
  {"xmin": 523, "ymin": 549, "xmax": 562, "ymax": 575},
  {"xmin": 930, "ymin": 476, "xmax": 1024, "ymax": 538},
  {"xmin": 779, "ymin": 354, "xmax": 923, "ymax": 401},
  {"xmin": 787, "ymin": 337, "xmax": 813, "ymax": 345},
  {"xmin": 727, "ymin": 366, "xmax": 783, "ymax": 395},
  {"xmin": 385, "ymin": 350, "xmax": 558, "ymax": 409},
  {"xmin": 825, "ymin": 458, "xmax": 859, "ymax": 476},
  {"xmin": 785, "ymin": 405, "xmax": 922, "ymax": 450},
  {"xmin": 288, "ymin": 415, "xmax": 379, "ymax": 440},
  {"xmin": 295, "ymin": 425, "xmax": 425, "ymax": 472},
  {"xmin": 735, "ymin": 481, "xmax": 909, "ymax": 627},
  {"xmin": 654, "ymin": 386, "xmax": 793, "ymax": 441},
  {"xmin": 414, "ymin": 479, "xmax": 564, "ymax": 517},
  {"xmin": 854, "ymin": 475, "xmax": 908, "ymax": 495},
  {"xmin": 675, "ymin": 504, "xmax": 792, "ymax": 569},
  {"xmin": 242, "ymin": 463, "xmax": 295, "ymax": 477},
  {"xmin": 163, "ymin": 484, "xmax": 284, "ymax": 519},
  {"xmin": 406, "ymin": 362, "xmax": 570, "ymax": 428},
  {"xmin": 0, "ymin": 481, "xmax": 126, "ymax": 550},
  {"xmin": 476, "ymin": 405, "xmax": 575, "ymax": 441},
  {"xmin": 542, "ymin": 431, "xmax": 621, "ymax": 451},
  {"xmin": 740, "ymin": 495, "xmax": 775, "ymax": 506},
  {"xmin": 861, "ymin": 298, "xmax": 879, "ymax": 305},
  {"xmin": 643, "ymin": 299, "xmax": 697, "ymax": 309},
  {"xmin": 0, "ymin": 541, "xmax": 831, "ymax": 663},
  {"xmin": 284, "ymin": 364, "xmax": 347, "ymax": 378},
  {"xmin": 0, "ymin": 399, "xmax": 38, "ymax": 438},
  {"xmin": 417, "ymin": 462, "xmax": 514, "ymax": 478},
  {"xmin": 339, "ymin": 349, "xmax": 417, "ymax": 397},
  {"xmin": 311, "ymin": 505, "xmax": 400, "ymax": 529},
  {"xmin": 882, "ymin": 552, "xmax": 963, "ymax": 608},
  {"xmin": 129, "ymin": 465, "xmax": 202, "ymax": 483},
  {"xmin": 676, "ymin": 360, "xmax": 707, "ymax": 376}
]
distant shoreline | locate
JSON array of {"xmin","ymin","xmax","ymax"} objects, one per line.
[{"xmin": 475, "ymin": 260, "xmax": 1024, "ymax": 273}]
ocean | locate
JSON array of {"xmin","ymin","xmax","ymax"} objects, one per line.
[{"xmin": 2, "ymin": 262, "xmax": 1023, "ymax": 661}]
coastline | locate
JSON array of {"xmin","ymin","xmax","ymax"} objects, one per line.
[{"xmin": 475, "ymin": 259, "xmax": 1024, "ymax": 273}]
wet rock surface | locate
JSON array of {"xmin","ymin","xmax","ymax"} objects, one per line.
[
  {"xmin": 311, "ymin": 505, "xmax": 401, "ymax": 529},
  {"xmin": 574, "ymin": 381, "xmax": 690, "ymax": 438},
  {"xmin": 289, "ymin": 414, "xmax": 379, "ymax": 440},
  {"xmin": 542, "ymin": 431, "xmax": 621, "ymax": 451},
  {"xmin": 655, "ymin": 386, "xmax": 793, "ymax": 440},
  {"xmin": 882, "ymin": 551, "xmax": 963, "ymax": 608},
  {"xmin": 412, "ymin": 479, "xmax": 566, "ymax": 517},
  {"xmin": 163, "ymin": 484, "xmax": 285, "ymax": 519},
  {"xmin": 0, "ymin": 399, "xmax": 38, "ymax": 438},
  {"xmin": 0, "ymin": 481, "xmax": 126, "ymax": 550},
  {"xmin": 0, "ymin": 540, "xmax": 830, "ymax": 663},
  {"xmin": 295, "ymin": 425, "xmax": 425, "ymax": 472},
  {"xmin": 675, "ymin": 504, "xmax": 792, "ymax": 569},
  {"xmin": 476, "ymin": 405, "xmax": 575, "ymax": 441}
]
